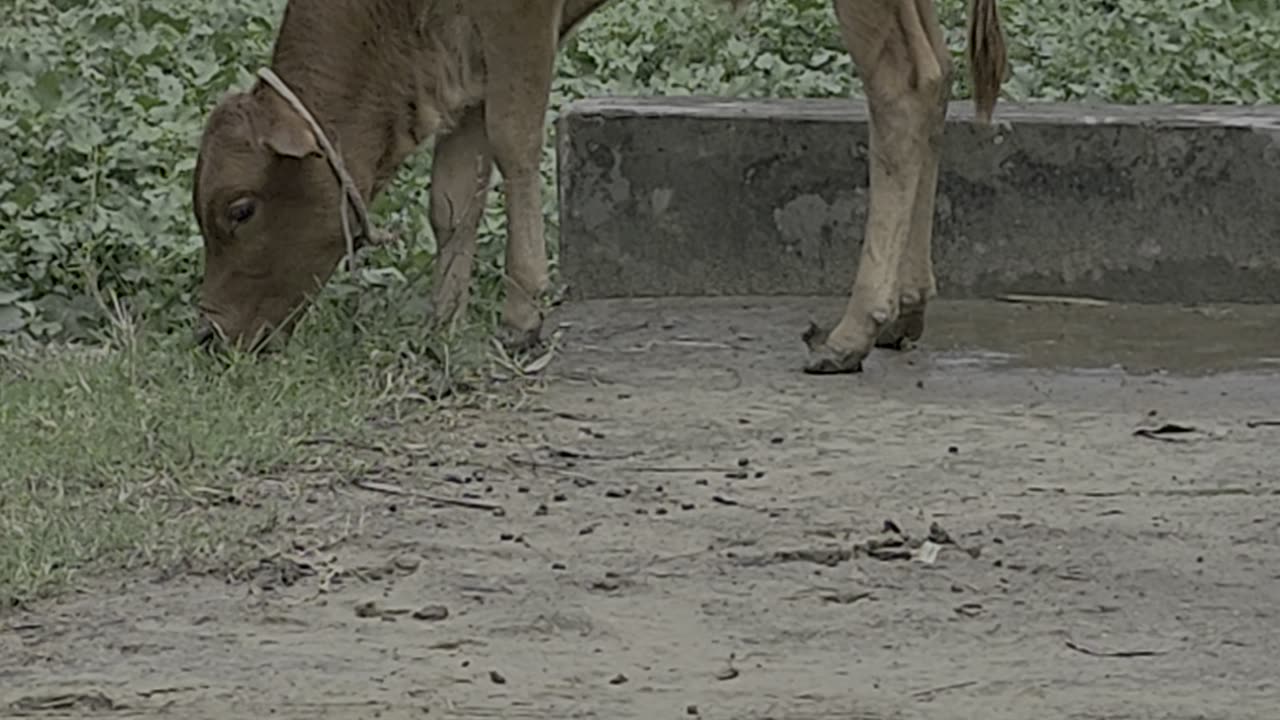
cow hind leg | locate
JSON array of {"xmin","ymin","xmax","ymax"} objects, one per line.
[
  {"xmin": 806, "ymin": 0, "xmax": 949, "ymax": 373},
  {"xmin": 875, "ymin": 0, "xmax": 951, "ymax": 351},
  {"xmin": 481, "ymin": 6, "xmax": 560, "ymax": 353},
  {"xmin": 428, "ymin": 105, "xmax": 494, "ymax": 333}
]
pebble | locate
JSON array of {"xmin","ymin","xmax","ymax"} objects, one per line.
[{"xmin": 412, "ymin": 605, "xmax": 449, "ymax": 622}]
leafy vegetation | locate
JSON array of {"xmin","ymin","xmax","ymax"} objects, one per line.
[
  {"xmin": 1, "ymin": 0, "xmax": 1277, "ymax": 604},
  {"xmin": 2, "ymin": 0, "xmax": 1277, "ymax": 343}
]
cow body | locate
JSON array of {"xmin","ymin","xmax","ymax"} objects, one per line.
[{"xmin": 192, "ymin": 0, "xmax": 1005, "ymax": 373}]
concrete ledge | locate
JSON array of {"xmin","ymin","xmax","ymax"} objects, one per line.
[{"xmin": 555, "ymin": 97, "xmax": 1280, "ymax": 303}]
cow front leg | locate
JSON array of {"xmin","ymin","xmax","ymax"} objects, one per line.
[
  {"xmin": 481, "ymin": 3, "xmax": 561, "ymax": 353},
  {"xmin": 807, "ymin": 0, "xmax": 949, "ymax": 373},
  {"xmin": 428, "ymin": 105, "xmax": 494, "ymax": 333}
]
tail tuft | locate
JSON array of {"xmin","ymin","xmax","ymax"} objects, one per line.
[{"xmin": 967, "ymin": 0, "xmax": 1008, "ymax": 125}]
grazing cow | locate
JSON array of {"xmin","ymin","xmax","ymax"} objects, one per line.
[{"xmin": 191, "ymin": 0, "xmax": 1006, "ymax": 374}]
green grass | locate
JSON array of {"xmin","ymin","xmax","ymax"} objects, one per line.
[
  {"xmin": 2, "ymin": 0, "xmax": 1278, "ymax": 606},
  {"xmin": 0, "ymin": 289, "xmax": 508, "ymax": 606},
  {"xmin": 1, "ymin": 344, "xmax": 357, "ymax": 600}
]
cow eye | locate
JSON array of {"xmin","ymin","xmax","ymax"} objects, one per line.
[{"xmin": 228, "ymin": 197, "xmax": 256, "ymax": 225}]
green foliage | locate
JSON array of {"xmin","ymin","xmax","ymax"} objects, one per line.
[
  {"xmin": 1, "ymin": 0, "xmax": 1277, "ymax": 343},
  {"xmin": 993, "ymin": 0, "xmax": 1280, "ymax": 104},
  {"xmin": 1, "ymin": 1, "xmax": 284, "ymax": 341}
]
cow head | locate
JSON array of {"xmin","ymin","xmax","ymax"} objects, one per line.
[{"xmin": 191, "ymin": 81, "xmax": 354, "ymax": 352}]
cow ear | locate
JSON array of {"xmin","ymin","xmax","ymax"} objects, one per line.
[
  {"xmin": 255, "ymin": 90, "xmax": 322, "ymax": 159},
  {"xmin": 261, "ymin": 112, "xmax": 322, "ymax": 159}
]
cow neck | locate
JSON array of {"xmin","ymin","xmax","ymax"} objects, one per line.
[
  {"xmin": 263, "ymin": 88, "xmax": 352, "ymax": 202},
  {"xmin": 267, "ymin": 16, "xmax": 411, "ymax": 203},
  {"xmin": 256, "ymin": 67, "xmax": 383, "ymax": 271}
]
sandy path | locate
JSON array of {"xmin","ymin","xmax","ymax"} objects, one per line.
[{"xmin": 4, "ymin": 298, "xmax": 1279, "ymax": 719}]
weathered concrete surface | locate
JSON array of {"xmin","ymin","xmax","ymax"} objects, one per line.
[{"xmin": 556, "ymin": 97, "xmax": 1280, "ymax": 303}]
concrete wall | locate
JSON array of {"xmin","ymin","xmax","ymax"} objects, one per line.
[{"xmin": 556, "ymin": 97, "xmax": 1280, "ymax": 303}]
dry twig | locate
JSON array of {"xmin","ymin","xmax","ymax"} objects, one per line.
[{"xmin": 351, "ymin": 477, "xmax": 502, "ymax": 513}]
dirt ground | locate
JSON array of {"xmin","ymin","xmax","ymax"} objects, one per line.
[{"xmin": 4, "ymin": 297, "xmax": 1280, "ymax": 719}]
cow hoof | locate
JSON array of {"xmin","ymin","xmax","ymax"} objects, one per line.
[
  {"xmin": 801, "ymin": 321, "xmax": 865, "ymax": 375},
  {"xmin": 874, "ymin": 308, "xmax": 926, "ymax": 351}
]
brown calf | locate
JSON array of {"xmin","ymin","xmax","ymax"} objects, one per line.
[{"xmin": 192, "ymin": 0, "xmax": 1005, "ymax": 373}]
